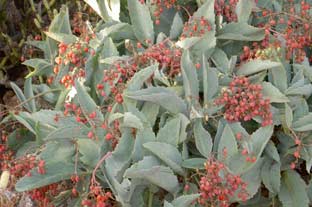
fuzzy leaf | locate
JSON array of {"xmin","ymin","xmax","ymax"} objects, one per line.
[
  {"xmin": 24, "ymin": 78, "xmax": 36, "ymax": 112},
  {"xmin": 261, "ymin": 158, "xmax": 281, "ymax": 194},
  {"xmin": 261, "ymin": 82, "xmax": 289, "ymax": 103},
  {"xmin": 194, "ymin": 0, "xmax": 215, "ymax": 29},
  {"xmin": 217, "ymin": 124, "xmax": 238, "ymax": 163},
  {"xmin": 78, "ymin": 139, "xmax": 101, "ymax": 168},
  {"xmin": 217, "ymin": 23, "xmax": 264, "ymax": 41},
  {"xmin": 124, "ymin": 156, "xmax": 179, "ymax": 194},
  {"xmin": 181, "ymin": 158, "xmax": 206, "ymax": 170},
  {"xmin": 75, "ymin": 80, "xmax": 104, "ymax": 123},
  {"xmin": 202, "ymin": 56, "xmax": 219, "ymax": 102},
  {"xmin": 292, "ymin": 113, "xmax": 312, "ymax": 131},
  {"xmin": 237, "ymin": 60, "xmax": 281, "ymax": 76},
  {"xmin": 15, "ymin": 162, "xmax": 77, "ymax": 192},
  {"xmin": 211, "ymin": 48, "xmax": 230, "ymax": 73},
  {"xmin": 123, "ymin": 112, "xmax": 144, "ymax": 130},
  {"xmin": 236, "ymin": 0, "xmax": 254, "ymax": 22},
  {"xmin": 22, "ymin": 59, "xmax": 53, "ymax": 78},
  {"xmin": 132, "ymin": 128, "xmax": 156, "ymax": 162},
  {"xmin": 285, "ymin": 103, "xmax": 293, "ymax": 128},
  {"xmin": 229, "ymin": 125, "xmax": 273, "ymax": 174},
  {"xmin": 279, "ymin": 170, "xmax": 309, "ymax": 207},
  {"xmin": 143, "ymin": 142, "xmax": 184, "ymax": 175},
  {"xmin": 126, "ymin": 64, "xmax": 157, "ymax": 92},
  {"xmin": 44, "ymin": 32, "xmax": 78, "ymax": 44},
  {"xmin": 157, "ymin": 116, "xmax": 181, "ymax": 145},
  {"xmin": 194, "ymin": 119, "xmax": 213, "ymax": 158},
  {"xmin": 169, "ymin": 13, "xmax": 184, "ymax": 39},
  {"xmin": 10, "ymin": 82, "xmax": 29, "ymax": 111},
  {"xmin": 181, "ymin": 50, "xmax": 199, "ymax": 101},
  {"xmin": 124, "ymin": 87, "xmax": 187, "ymax": 114},
  {"xmin": 127, "ymin": 0, "xmax": 154, "ymax": 43},
  {"xmin": 171, "ymin": 194, "xmax": 200, "ymax": 207}
]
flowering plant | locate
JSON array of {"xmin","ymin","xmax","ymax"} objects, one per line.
[{"xmin": 1, "ymin": 0, "xmax": 312, "ymax": 207}]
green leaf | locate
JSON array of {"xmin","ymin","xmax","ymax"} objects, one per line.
[
  {"xmin": 176, "ymin": 33, "xmax": 216, "ymax": 53},
  {"xmin": 124, "ymin": 87, "xmax": 187, "ymax": 114},
  {"xmin": 141, "ymin": 102, "xmax": 160, "ymax": 127},
  {"xmin": 194, "ymin": 119, "xmax": 212, "ymax": 158},
  {"xmin": 143, "ymin": 142, "xmax": 184, "ymax": 175},
  {"xmin": 264, "ymin": 141, "xmax": 280, "ymax": 163},
  {"xmin": 39, "ymin": 141, "xmax": 75, "ymax": 163},
  {"xmin": 84, "ymin": 0, "xmax": 105, "ymax": 19},
  {"xmin": 237, "ymin": 60, "xmax": 282, "ymax": 76},
  {"xmin": 75, "ymin": 80, "xmax": 104, "ymax": 123},
  {"xmin": 286, "ymin": 84, "xmax": 312, "ymax": 98},
  {"xmin": 157, "ymin": 116, "xmax": 181, "ymax": 145},
  {"xmin": 10, "ymin": 81, "xmax": 29, "ymax": 111},
  {"xmin": 181, "ymin": 50, "xmax": 199, "ymax": 102},
  {"xmin": 123, "ymin": 112, "xmax": 144, "ymax": 130},
  {"xmin": 211, "ymin": 48, "xmax": 230, "ymax": 73},
  {"xmin": 292, "ymin": 113, "xmax": 312, "ymax": 132},
  {"xmin": 45, "ymin": 124, "xmax": 89, "ymax": 140},
  {"xmin": 217, "ymin": 124, "xmax": 238, "ymax": 163},
  {"xmin": 23, "ymin": 59, "xmax": 53, "ymax": 78},
  {"xmin": 202, "ymin": 55, "xmax": 219, "ymax": 102},
  {"xmin": 164, "ymin": 201, "xmax": 174, "ymax": 207},
  {"xmin": 132, "ymin": 127, "xmax": 156, "ymax": 162},
  {"xmin": 124, "ymin": 156, "xmax": 179, "ymax": 194},
  {"xmin": 24, "ymin": 78, "xmax": 36, "ymax": 112},
  {"xmin": 84, "ymin": 0, "xmax": 120, "ymax": 21},
  {"xmin": 261, "ymin": 82, "xmax": 289, "ymax": 103},
  {"xmin": 33, "ymin": 84, "xmax": 57, "ymax": 103},
  {"xmin": 169, "ymin": 13, "xmax": 184, "ymax": 39},
  {"xmin": 236, "ymin": 0, "xmax": 254, "ymax": 23},
  {"xmin": 237, "ymin": 159, "xmax": 263, "ymax": 201},
  {"xmin": 44, "ymin": 32, "xmax": 78, "ymax": 44},
  {"xmin": 285, "ymin": 103, "xmax": 293, "ymax": 128},
  {"xmin": 217, "ymin": 23, "xmax": 264, "ymax": 41},
  {"xmin": 229, "ymin": 125, "xmax": 273, "ymax": 174},
  {"xmin": 78, "ymin": 139, "xmax": 101, "ymax": 168},
  {"xmin": 7, "ymin": 129, "xmax": 35, "ymax": 151},
  {"xmin": 171, "ymin": 194, "xmax": 200, "ymax": 207},
  {"xmin": 261, "ymin": 157, "xmax": 281, "ymax": 194},
  {"xmin": 279, "ymin": 170, "xmax": 309, "ymax": 207},
  {"xmin": 15, "ymin": 162, "xmax": 77, "ymax": 192},
  {"xmin": 126, "ymin": 64, "xmax": 157, "ymax": 92},
  {"xmin": 193, "ymin": 0, "xmax": 215, "ymax": 29},
  {"xmin": 250, "ymin": 125, "xmax": 274, "ymax": 158},
  {"xmin": 300, "ymin": 144, "xmax": 312, "ymax": 172},
  {"xmin": 99, "ymin": 0, "xmax": 120, "ymax": 21},
  {"xmin": 181, "ymin": 158, "xmax": 206, "ymax": 170},
  {"xmin": 127, "ymin": 0, "xmax": 154, "ymax": 43},
  {"xmin": 104, "ymin": 129, "xmax": 134, "ymax": 192},
  {"xmin": 269, "ymin": 65, "xmax": 288, "ymax": 92},
  {"xmin": 49, "ymin": 5, "xmax": 72, "ymax": 34}
]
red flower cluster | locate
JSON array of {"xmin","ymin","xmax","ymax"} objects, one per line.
[
  {"xmin": 240, "ymin": 1, "xmax": 311, "ymax": 63},
  {"xmin": 214, "ymin": 0, "xmax": 239, "ymax": 22},
  {"xmin": 28, "ymin": 183, "xmax": 59, "ymax": 207},
  {"xmin": 216, "ymin": 76, "xmax": 273, "ymax": 126},
  {"xmin": 198, "ymin": 158, "xmax": 248, "ymax": 207},
  {"xmin": 99, "ymin": 40, "xmax": 181, "ymax": 104},
  {"xmin": 140, "ymin": 40, "xmax": 182, "ymax": 76},
  {"xmin": 50, "ymin": 36, "xmax": 94, "ymax": 88},
  {"xmin": 139, "ymin": 0, "xmax": 178, "ymax": 25},
  {"xmin": 181, "ymin": 16, "xmax": 212, "ymax": 39},
  {"xmin": 82, "ymin": 185, "xmax": 113, "ymax": 207}
]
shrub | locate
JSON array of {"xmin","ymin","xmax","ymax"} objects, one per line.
[{"xmin": 1, "ymin": 0, "xmax": 312, "ymax": 206}]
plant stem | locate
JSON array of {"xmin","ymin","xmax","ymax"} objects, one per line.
[
  {"xmin": 148, "ymin": 189, "xmax": 153, "ymax": 207},
  {"xmin": 14, "ymin": 88, "xmax": 62, "ymax": 109}
]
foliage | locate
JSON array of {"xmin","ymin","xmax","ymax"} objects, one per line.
[{"xmin": 1, "ymin": 0, "xmax": 312, "ymax": 207}]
